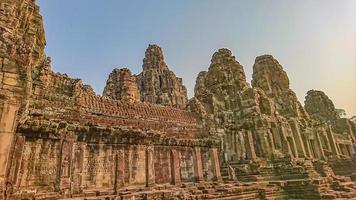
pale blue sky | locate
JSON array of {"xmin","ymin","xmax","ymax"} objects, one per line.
[{"xmin": 37, "ymin": 0, "xmax": 356, "ymax": 116}]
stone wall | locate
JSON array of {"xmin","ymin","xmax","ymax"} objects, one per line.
[
  {"xmin": 6, "ymin": 133, "xmax": 221, "ymax": 199},
  {"xmin": 1, "ymin": 0, "xmax": 356, "ymax": 199},
  {"xmin": 4, "ymin": 64, "xmax": 221, "ymax": 197},
  {"xmin": 0, "ymin": 35, "xmax": 221, "ymax": 199},
  {"xmin": 0, "ymin": 0, "xmax": 46, "ymax": 197}
]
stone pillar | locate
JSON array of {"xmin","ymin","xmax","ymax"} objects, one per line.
[
  {"xmin": 244, "ymin": 130, "xmax": 257, "ymax": 161},
  {"xmin": 80, "ymin": 143, "xmax": 88, "ymax": 192},
  {"xmin": 5, "ymin": 135, "xmax": 25, "ymax": 189},
  {"xmin": 289, "ymin": 119, "xmax": 306, "ymax": 158},
  {"xmin": 193, "ymin": 147, "xmax": 204, "ymax": 182},
  {"xmin": 234, "ymin": 133, "xmax": 239, "ymax": 160},
  {"xmin": 256, "ymin": 129, "xmax": 272, "ymax": 157},
  {"xmin": 223, "ymin": 133, "xmax": 228, "ymax": 162},
  {"xmin": 279, "ymin": 126, "xmax": 293, "ymax": 157},
  {"xmin": 210, "ymin": 148, "xmax": 222, "ymax": 182},
  {"xmin": 115, "ymin": 148, "xmax": 125, "ymax": 191},
  {"xmin": 289, "ymin": 136, "xmax": 299, "ymax": 158},
  {"xmin": 145, "ymin": 146, "xmax": 155, "ymax": 187},
  {"xmin": 348, "ymin": 144, "xmax": 354, "ymax": 158},
  {"xmin": 59, "ymin": 134, "xmax": 75, "ymax": 197},
  {"xmin": 170, "ymin": 149, "xmax": 181, "ymax": 185},
  {"xmin": 0, "ymin": 101, "xmax": 19, "ymax": 199},
  {"xmin": 70, "ymin": 142, "xmax": 85, "ymax": 195},
  {"xmin": 314, "ymin": 131, "xmax": 326, "ymax": 160},
  {"xmin": 282, "ymin": 125, "xmax": 298, "ymax": 159},
  {"xmin": 326, "ymin": 125, "xmax": 340, "ymax": 158},
  {"xmin": 267, "ymin": 129, "xmax": 276, "ymax": 155},
  {"xmin": 302, "ymin": 133, "xmax": 313, "ymax": 158},
  {"xmin": 271, "ymin": 126, "xmax": 282, "ymax": 149}
]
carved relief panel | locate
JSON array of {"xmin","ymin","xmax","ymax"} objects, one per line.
[
  {"xmin": 123, "ymin": 145, "xmax": 146, "ymax": 186},
  {"xmin": 16, "ymin": 138, "xmax": 60, "ymax": 192},
  {"xmin": 81, "ymin": 144, "xmax": 115, "ymax": 191},
  {"xmin": 154, "ymin": 146, "xmax": 172, "ymax": 184},
  {"xmin": 201, "ymin": 148, "xmax": 214, "ymax": 181},
  {"xmin": 179, "ymin": 147, "xmax": 195, "ymax": 182}
]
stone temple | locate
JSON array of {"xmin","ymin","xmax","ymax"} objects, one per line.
[{"xmin": 0, "ymin": 1, "xmax": 355, "ymax": 199}]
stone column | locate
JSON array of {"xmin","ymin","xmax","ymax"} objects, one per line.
[
  {"xmin": 271, "ymin": 126, "xmax": 282, "ymax": 149},
  {"xmin": 302, "ymin": 133, "xmax": 313, "ymax": 158},
  {"xmin": 170, "ymin": 149, "xmax": 181, "ymax": 185},
  {"xmin": 279, "ymin": 126, "xmax": 293, "ymax": 157},
  {"xmin": 326, "ymin": 125, "xmax": 340, "ymax": 158},
  {"xmin": 267, "ymin": 129, "xmax": 276, "ymax": 156},
  {"xmin": 145, "ymin": 146, "xmax": 155, "ymax": 187},
  {"xmin": 289, "ymin": 119, "xmax": 306, "ymax": 158},
  {"xmin": 0, "ymin": 101, "xmax": 19, "ymax": 199},
  {"xmin": 81, "ymin": 143, "xmax": 89, "ymax": 190},
  {"xmin": 244, "ymin": 130, "xmax": 257, "ymax": 161},
  {"xmin": 289, "ymin": 136, "xmax": 299, "ymax": 158},
  {"xmin": 70, "ymin": 142, "xmax": 85, "ymax": 195},
  {"xmin": 348, "ymin": 144, "xmax": 354, "ymax": 158},
  {"xmin": 5, "ymin": 135, "xmax": 25, "ymax": 189},
  {"xmin": 314, "ymin": 131, "xmax": 326, "ymax": 160},
  {"xmin": 193, "ymin": 147, "xmax": 204, "ymax": 182},
  {"xmin": 59, "ymin": 133, "xmax": 75, "ymax": 197},
  {"xmin": 223, "ymin": 133, "xmax": 228, "ymax": 162},
  {"xmin": 210, "ymin": 148, "xmax": 222, "ymax": 182},
  {"xmin": 237, "ymin": 132, "xmax": 245, "ymax": 160},
  {"xmin": 115, "ymin": 148, "xmax": 125, "ymax": 190}
]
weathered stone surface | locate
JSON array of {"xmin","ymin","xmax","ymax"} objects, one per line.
[
  {"xmin": 252, "ymin": 55, "xmax": 309, "ymax": 119},
  {"xmin": 0, "ymin": 0, "xmax": 46, "ymax": 197},
  {"xmin": 304, "ymin": 90, "xmax": 356, "ymax": 152},
  {"xmin": 0, "ymin": 0, "xmax": 46, "ymax": 120},
  {"xmin": 351, "ymin": 116, "xmax": 356, "ymax": 123},
  {"xmin": 191, "ymin": 48, "xmax": 356, "ymax": 197},
  {"xmin": 304, "ymin": 89, "xmax": 339, "ymax": 123},
  {"xmin": 252, "ymin": 55, "xmax": 289, "ymax": 95},
  {"xmin": 190, "ymin": 49, "xmax": 295, "ymax": 161},
  {"xmin": 0, "ymin": 1, "xmax": 355, "ymax": 199},
  {"xmin": 189, "ymin": 48, "xmax": 254, "ymax": 126},
  {"xmin": 103, "ymin": 68, "xmax": 140, "ymax": 102},
  {"xmin": 137, "ymin": 44, "xmax": 188, "ymax": 109}
]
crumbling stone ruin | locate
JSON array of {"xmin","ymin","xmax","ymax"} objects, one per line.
[
  {"xmin": 103, "ymin": 68, "xmax": 140, "ymax": 103},
  {"xmin": 304, "ymin": 90, "xmax": 340, "ymax": 123},
  {"xmin": 103, "ymin": 45, "xmax": 188, "ymax": 109},
  {"xmin": 0, "ymin": 0, "xmax": 355, "ymax": 199},
  {"xmin": 136, "ymin": 44, "xmax": 188, "ymax": 109}
]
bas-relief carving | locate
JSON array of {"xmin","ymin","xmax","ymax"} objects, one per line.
[
  {"xmin": 179, "ymin": 148, "xmax": 195, "ymax": 182},
  {"xmin": 0, "ymin": 0, "xmax": 355, "ymax": 199},
  {"xmin": 201, "ymin": 148, "xmax": 214, "ymax": 181},
  {"xmin": 15, "ymin": 138, "xmax": 59, "ymax": 192},
  {"xmin": 154, "ymin": 147, "xmax": 172, "ymax": 184}
]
